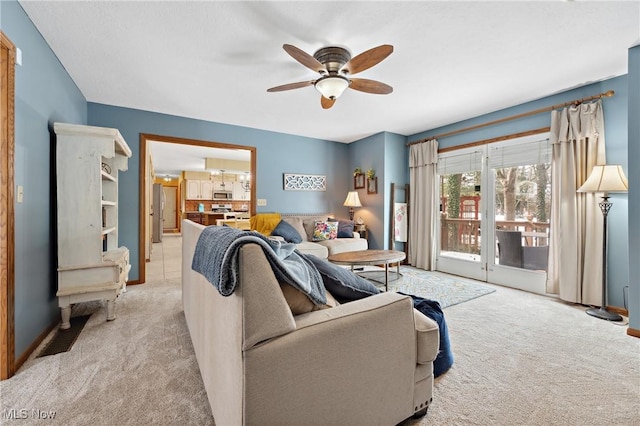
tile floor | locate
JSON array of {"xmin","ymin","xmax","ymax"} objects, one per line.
[{"xmin": 146, "ymin": 233, "xmax": 182, "ymax": 282}]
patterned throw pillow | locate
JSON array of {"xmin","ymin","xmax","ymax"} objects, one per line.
[{"xmin": 312, "ymin": 221, "xmax": 338, "ymax": 241}]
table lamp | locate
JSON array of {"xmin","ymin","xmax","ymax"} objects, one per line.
[{"xmin": 343, "ymin": 191, "xmax": 362, "ymax": 221}]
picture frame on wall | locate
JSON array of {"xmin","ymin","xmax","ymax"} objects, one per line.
[
  {"xmin": 354, "ymin": 173, "xmax": 365, "ymax": 189},
  {"xmin": 367, "ymin": 176, "xmax": 378, "ymax": 194}
]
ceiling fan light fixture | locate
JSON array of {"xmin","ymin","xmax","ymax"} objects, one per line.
[{"xmin": 314, "ymin": 75, "xmax": 350, "ymax": 100}]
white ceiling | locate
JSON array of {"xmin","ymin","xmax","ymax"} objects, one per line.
[
  {"xmin": 148, "ymin": 141, "xmax": 251, "ymax": 177},
  {"xmin": 19, "ymin": 1, "xmax": 640, "ymax": 175}
]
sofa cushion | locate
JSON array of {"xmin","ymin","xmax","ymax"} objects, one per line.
[
  {"xmin": 279, "ymin": 283, "xmax": 339, "ymax": 315},
  {"xmin": 271, "ymin": 220, "xmax": 303, "ymax": 243},
  {"xmin": 295, "ymin": 241, "xmax": 329, "ymax": 259},
  {"xmin": 282, "ymin": 217, "xmax": 308, "ymax": 242},
  {"xmin": 315, "ymin": 238, "xmax": 368, "ymax": 256},
  {"xmin": 249, "ymin": 213, "xmax": 282, "ymax": 236},
  {"xmin": 312, "ymin": 221, "xmax": 338, "ymax": 241},
  {"xmin": 306, "ymin": 255, "xmax": 381, "ymax": 303}
]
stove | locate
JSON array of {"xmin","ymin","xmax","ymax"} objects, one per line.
[{"xmin": 212, "ymin": 203, "xmax": 232, "ymax": 213}]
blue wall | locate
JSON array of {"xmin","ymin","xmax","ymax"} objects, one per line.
[
  {"xmin": 384, "ymin": 132, "xmax": 409, "ymax": 251},
  {"xmin": 347, "ymin": 133, "xmax": 385, "ymax": 249},
  {"xmin": 87, "ymin": 103, "xmax": 350, "ymax": 281},
  {"xmin": 628, "ymin": 44, "xmax": 639, "ymax": 330},
  {"xmin": 409, "ymin": 76, "xmax": 631, "ymax": 311},
  {"xmin": 2, "ymin": 0, "xmax": 88, "ymax": 357}
]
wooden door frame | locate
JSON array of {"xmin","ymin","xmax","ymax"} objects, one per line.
[
  {"xmin": 1, "ymin": 31, "xmax": 16, "ymax": 380},
  {"xmin": 139, "ymin": 134, "xmax": 256, "ymax": 284}
]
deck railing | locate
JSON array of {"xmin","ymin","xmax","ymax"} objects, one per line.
[{"xmin": 440, "ymin": 216, "xmax": 550, "ymax": 254}]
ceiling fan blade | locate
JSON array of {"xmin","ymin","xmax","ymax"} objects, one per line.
[
  {"xmin": 349, "ymin": 78, "xmax": 393, "ymax": 95},
  {"xmin": 321, "ymin": 96, "xmax": 336, "ymax": 109},
  {"xmin": 283, "ymin": 44, "xmax": 326, "ymax": 73},
  {"xmin": 267, "ymin": 81, "xmax": 315, "ymax": 92},
  {"xmin": 343, "ymin": 44, "xmax": 393, "ymax": 75}
]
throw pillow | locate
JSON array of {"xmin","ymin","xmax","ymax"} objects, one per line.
[
  {"xmin": 302, "ymin": 216, "xmax": 329, "ymax": 241},
  {"xmin": 282, "ymin": 217, "xmax": 308, "ymax": 242},
  {"xmin": 249, "ymin": 213, "xmax": 281, "ymax": 236},
  {"xmin": 306, "ymin": 255, "xmax": 381, "ymax": 303},
  {"xmin": 312, "ymin": 221, "xmax": 338, "ymax": 241},
  {"xmin": 328, "ymin": 217, "xmax": 355, "ymax": 238},
  {"xmin": 271, "ymin": 220, "xmax": 303, "ymax": 244},
  {"xmin": 279, "ymin": 283, "xmax": 339, "ymax": 315}
]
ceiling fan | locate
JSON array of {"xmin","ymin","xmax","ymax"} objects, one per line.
[{"xmin": 267, "ymin": 44, "xmax": 394, "ymax": 109}]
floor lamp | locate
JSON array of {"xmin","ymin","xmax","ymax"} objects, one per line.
[{"xmin": 577, "ymin": 164, "xmax": 628, "ymax": 321}]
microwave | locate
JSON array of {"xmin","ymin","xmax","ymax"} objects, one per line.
[{"xmin": 213, "ymin": 191, "xmax": 233, "ymax": 200}]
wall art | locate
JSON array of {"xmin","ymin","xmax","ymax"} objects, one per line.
[{"xmin": 283, "ymin": 174, "xmax": 327, "ymax": 191}]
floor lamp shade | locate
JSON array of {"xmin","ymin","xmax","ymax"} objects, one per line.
[
  {"xmin": 577, "ymin": 165, "xmax": 628, "ymax": 194},
  {"xmin": 343, "ymin": 191, "xmax": 362, "ymax": 221},
  {"xmin": 577, "ymin": 164, "xmax": 628, "ymax": 321}
]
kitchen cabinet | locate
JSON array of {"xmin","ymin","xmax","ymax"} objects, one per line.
[
  {"xmin": 54, "ymin": 122, "xmax": 132, "ymax": 330},
  {"xmin": 186, "ymin": 179, "xmax": 213, "ymax": 199},
  {"xmin": 186, "ymin": 213, "xmax": 204, "ymax": 225},
  {"xmin": 186, "ymin": 212, "xmax": 224, "ymax": 226},
  {"xmin": 231, "ymin": 181, "xmax": 248, "ymax": 200},
  {"xmin": 213, "ymin": 181, "xmax": 232, "ymax": 192}
]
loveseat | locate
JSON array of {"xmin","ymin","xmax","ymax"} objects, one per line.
[
  {"xmin": 255, "ymin": 213, "xmax": 368, "ymax": 259},
  {"xmin": 182, "ymin": 219, "xmax": 440, "ymax": 425}
]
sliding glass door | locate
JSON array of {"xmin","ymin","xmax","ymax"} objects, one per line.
[
  {"xmin": 436, "ymin": 147, "xmax": 486, "ymax": 281},
  {"xmin": 436, "ymin": 134, "xmax": 551, "ymax": 294}
]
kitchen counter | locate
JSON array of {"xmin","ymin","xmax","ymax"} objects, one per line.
[{"xmin": 185, "ymin": 211, "xmax": 250, "ymax": 226}]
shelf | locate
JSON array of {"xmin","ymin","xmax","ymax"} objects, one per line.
[
  {"xmin": 101, "ymin": 170, "xmax": 116, "ymax": 182},
  {"xmin": 101, "ymin": 226, "xmax": 116, "ymax": 235}
]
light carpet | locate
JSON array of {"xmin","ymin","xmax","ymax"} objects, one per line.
[
  {"xmin": 1, "ymin": 274, "xmax": 639, "ymax": 425},
  {"xmin": 361, "ymin": 266, "xmax": 495, "ymax": 308}
]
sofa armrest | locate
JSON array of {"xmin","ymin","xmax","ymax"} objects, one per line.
[
  {"xmin": 413, "ymin": 310, "xmax": 440, "ymax": 364},
  {"xmin": 242, "ymin": 292, "xmax": 419, "ymax": 425}
]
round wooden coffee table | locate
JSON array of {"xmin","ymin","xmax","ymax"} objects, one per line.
[{"xmin": 328, "ymin": 249, "xmax": 406, "ymax": 291}]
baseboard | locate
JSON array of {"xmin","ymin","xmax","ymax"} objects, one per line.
[
  {"xmin": 607, "ymin": 305, "xmax": 629, "ymax": 316},
  {"xmin": 14, "ymin": 320, "xmax": 58, "ymax": 372},
  {"xmin": 627, "ymin": 328, "xmax": 640, "ymax": 339}
]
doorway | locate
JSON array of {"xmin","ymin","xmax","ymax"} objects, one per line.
[
  {"xmin": 139, "ymin": 134, "xmax": 256, "ymax": 284},
  {"xmin": 436, "ymin": 133, "xmax": 551, "ymax": 294},
  {"xmin": 163, "ymin": 186, "xmax": 178, "ymax": 231}
]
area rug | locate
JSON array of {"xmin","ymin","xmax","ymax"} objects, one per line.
[{"xmin": 360, "ymin": 266, "xmax": 496, "ymax": 308}]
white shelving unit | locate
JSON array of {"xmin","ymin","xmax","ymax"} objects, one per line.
[{"xmin": 54, "ymin": 122, "xmax": 132, "ymax": 329}]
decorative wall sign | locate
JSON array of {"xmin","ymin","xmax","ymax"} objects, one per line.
[{"xmin": 283, "ymin": 174, "xmax": 327, "ymax": 191}]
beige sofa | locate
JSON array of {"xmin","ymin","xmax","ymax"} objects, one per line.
[
  {"xmin": 279, "ymin": 214, "xmax": 368, "ymax": 258},
  {"xmin": 182, "ymin": 219, "xmax": 440, "ymax": 425}
]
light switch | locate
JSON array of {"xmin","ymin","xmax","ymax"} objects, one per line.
[
  {"xmin": 257, "ymin": 199, "xmax": 267, "ymax": 206},
  {"xmin": 16, "ymin": 47, "xmax": 22, "ymax": 66},
  {"xmin": 17, "ymin": 185, "xmax": 24, "ymax": 203}
]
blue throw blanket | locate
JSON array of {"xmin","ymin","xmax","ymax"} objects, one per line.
[{"xmin": 191, "ymin": 226, "xmax": 327, "ymax": 305}]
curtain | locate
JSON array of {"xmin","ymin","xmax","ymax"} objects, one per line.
[
  {"xmin": 409, "ymin": 139, "xmax": 438, "ymax": 269},
  {"xmin": 548, "ymin": 100, "xmax": 605, "ymax": 304}
]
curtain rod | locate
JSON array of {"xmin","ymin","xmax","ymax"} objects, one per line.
[{"xmin": 406, "ymin": 90, "xmax": 615, "ymax": 147}]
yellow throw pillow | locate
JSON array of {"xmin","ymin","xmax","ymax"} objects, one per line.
[{"xmin": 249, "ymin": 213, "xmax": 282, "ymax": 236}]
